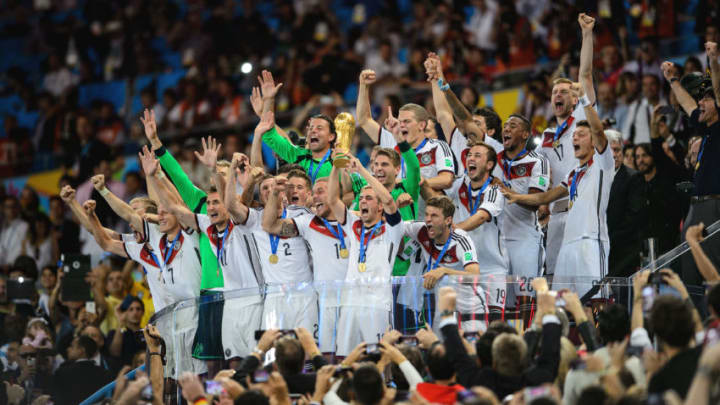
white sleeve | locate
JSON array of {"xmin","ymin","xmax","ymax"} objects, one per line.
[
  {"xmin": 403, "ymin": 221, "xmax": 425, "ymax": 241},
  {"xmin": 446, "ymin": 177, "xmax": 463, "ymax": 199},
  {"xmin": 630, "ymin": 327, "xmax": 653, "ymax": 349},
  {"xmin": 449, "ymin": 127, "xmax": 467, "ymax": 168},
  {"xmin": 244, "ymin": 208, "xmax": 262, "ymax": 230},
  {"xmin": 483, "ymin": 134, "xmax": 504, "ymax": 153},
  {"xmin": 457, "ymin": 232, "xmax": 479, "ymax": 266},
  {"xmin": 530, "ymin": 156, "xmax": 550, "ymax": 191},
  {"xmin": 379, "ymin": 127, "xmax": 397, "ymax": 148},
  {"xmin": 292, "ymin": 213, "xmax": 313, "ymax": 238},
  {"xmin": 123, "ymin": 241, "xmax": 144, "ymax": 262},
  {"xmin": 434, "ymin": 140, "xmax": 455, "ymax": 174},
  {"xmin": 195, "ymin": 214, "xmax": 212, "ymax": 237},
  {"xmin": 144, "ymin": 220, "xmax": 163, "ymax": 248},
  {"xmin": 398, "ymin": 360, "xmax": 424, "ymax": 389},
  {"xmin": 478, "ymin": 185, "xmax": 504, "ymax": 218},
  {"xmin": 341, "ymin": 209, "xmax": 358, "ymax": 232},
  {"xmin": 595, "ymin": 143, "xmax": 615, "ymax": 171}
]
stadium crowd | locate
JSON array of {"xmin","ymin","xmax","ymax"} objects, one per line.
[{"xmin": 2, "ymin": 1, "xmax": 720, "ymax": 405}]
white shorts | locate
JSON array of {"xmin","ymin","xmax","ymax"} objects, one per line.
[
  {"xmin": 554, "ymin": 238, "xmax": 609, "ymax": 299},
  {"xmin": 504, "ymin": 238, "xmax": 544, "ymax": 300},
  {"xmin": 317, "ymin": 304, "xmax": 341, "ymax": 353},
  {"xmin": 222, "ymin": 299, "xmax": 263, "ymax": 359},
  {"xmin": 545, "ymin": 210, "xmax": 568, "ymax": 276},
  {"xmin": 155, "ymin": 305, "xmax": 207, "ymax": 378},
  {"xmin": 261, "ymin": 291, "xmax": 318, "ymax": 333},
  {"xmin": 336, "ymin": 307, "xmax": 391, "ymax": 356}
]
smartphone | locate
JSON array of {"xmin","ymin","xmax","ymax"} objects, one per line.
[
  {"xmin": 334, "ymin": 365, "xmax": 352, "ymax": 377},
  {"xmin": 60, "ymin": 254, "xmax": 92, "ymax": 301},
  {"xmin": 626, "ymin": 345, "xmax": 645, "ymax": 357},
  {"xmin": 398, "ymin": 336, "xmax": 418, "ymax": 346},
  {"xmin": 85, "ymin": 301, "xmax": 96, "ymax": 315},
  {"xmin": 463, "ymin": 331, "xmax": 481, "ymax": 342},
  {"xmin": 7, "ymin": 279, "xmax": 36, "ymax": 301},
  {"xmin": 524, "ymin": 385, "xmax": 553, "ymax": 402},
  {"xmin": 642, "ymin": 285, "xmax": 656, "ymax": 313},
  {"xmin": 252, "ymin": 369, "xmax": 269, "ymax": 383},
  {"xmin": 140, "ymin": 384, "xmax": 153, "ymax": 401},
  {"xmin": 555, "ymin": 290, "xmax": 566, "ymax": 307},
  {"xmin": 205, "ymin": 380, "xmax": 224, "ymax": 396},
  {"xmin": 280, "ymin": 329, "xmax": 297, "ymax": 339},
  {"xmin": 365, "ymin": 343, "xmax": 379, "ymax": 354}
]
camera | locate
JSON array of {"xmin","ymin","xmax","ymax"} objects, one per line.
[{"xmin": 364, "ymin": 343, "xmax": 382, "ymax": 362}]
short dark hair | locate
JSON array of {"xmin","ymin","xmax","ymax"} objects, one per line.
[
  {"xmin": 426, "ymin": 196, "xmax": 455, "ymax": 218},
  {"xmin": 473, "ymin": 107, "xmax": 502, "ymax": 137},
  {"xmin": 577, "ymin": 385, "xmax": 608, "ymax": 405},
  {"xmin": 467, "ymin": 141, "xmax": 498, "ymax": 171},
  {"xmin": 508, "ymin": 114, "xmax": 531, "ymax": 132},
  {"xmin": 77, "ymin": 335, "xmax": 98, "ymax": 358},
  {"xmin": 374, "ymin": 148, "xmax": 401, "ymax": 167},
  {"xmin": 286, "ymin": 169, "xmax": 312, "ymax": 189},
  {"xmin": 128, "ymin": 296, "xmax": 145, "ymax": 312},
  {"xmin": 389, "ymin": 344, "xmax": 425, "ymax": 390},
  {"xmin": 427, "ymin": 344, "xmax": 454, "ymax": 380},
  {"xmin": 308, "ymin": 114, "xmax": 336, "ymax": 134},
  {"xmin": 476, "ymin": 321, "xmax": 517, "ymax": 367},
  {"xmin": 597, "ymin": 304, "xmax": 630, "ymax": 344},
  {"xmin": 234, "ymin": 390, "xmax": 269, "ymax": 405},
  {"xmin": 633, "ymin": 143, "xmax": 654, "ymax": 169},
  {"xmin": 352, "ymin": 364, "xmax": 384, "ymax": 405},
  {"xmin": 649, "ymin": 295, "xmax": 695, "ymax": 348},
  {"xmin": 576, "ymin": 120, "xmax": 591, "ymax": 129},
  {"xmin": 275, "ymin": 336, "xmax": 305, "ymax": 374},
  {"xmin": 708, "ymin": 283, "xmax": 720, "ymax": 316},
  {"xmin": 278, "ymin": 163, "xmax": 305, "ymax": 175}
]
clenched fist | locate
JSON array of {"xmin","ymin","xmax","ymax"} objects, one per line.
[
  {"xmin": 359, "ymin": 69, "xmax": 377, "ymax": 85},
  {"xmin": 91, "ymin": 174, "xmax": 106, "ymax": 191}
]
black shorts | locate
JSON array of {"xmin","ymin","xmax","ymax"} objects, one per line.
[{"xmin": 192, "ymin": 291, "xmax": 225, "ymax": 360}]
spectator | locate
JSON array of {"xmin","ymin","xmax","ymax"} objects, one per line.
[
  {"xmin": 51, "ymin": 335, "xmax": 112, "ymax": 405},
  {"xmin": 98, "ymin": 268, "xmax": 130, "ymax": 334},
  {"xmin": 415, "ymin": 343, "xmax": 466, "ymax": 404},
  {"xmin": 596, "ymin": 82, "xmax": 628, "ymax": 128},
  {"xmin": 21, "ymin": 213, "xmax": 56, "ymax": 269},
  {"xmin": 0, "ymin": 196, "xmax": 29, "ymax": 270},
  {"xmin": 47, "ymin": 195, "xmax": 80, "ymax": 257},
  {"xmin": 106, "ymin": 297, "xmax": 146, "ymax": 367},
  {"xmin": 621, "ymin": 74, "xmax": 666, "ymax": 144},
  {"xmin": 139, "ymin": 87, "xmax": 166, "ymax": 126},
  {"xmin": 647, "ymin": 295, "xmax": 702, "ymax": 398},
  {"xmin": 42, "ymin": 53, "xmax": 79, "ymax": 98},
  {"xmin": 623, "ymin": 39, "xmax": 662, "ymax": 79},
  {"xmin": 78, "ymin": 325, "xmax": 114, "ymax": 372},
  {"xmin": 606, "ymin": 130, "xmax": 641, "ymax": 279},
  {"xmin": 36, "ymin": 265, "xmax": 56, "ymax": 318}
]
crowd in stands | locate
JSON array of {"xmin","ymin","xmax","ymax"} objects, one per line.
[{"xmin": 2, "ymin": 1, "xmax": 720, "ymax": 405}]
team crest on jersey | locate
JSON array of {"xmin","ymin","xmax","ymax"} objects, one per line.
[
  {"xmin": 516, "ymin": 165, "xmax": 527, "ymax": 176},
  {"xmin": 421, "ymin": 153, "xmax": 432, "ymax": 165},
  {"xmin": 417, "ymin": 148, "xmax": 437, "ymax": 167}
]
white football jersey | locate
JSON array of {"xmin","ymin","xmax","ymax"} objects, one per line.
[
  {"xmin": 293, "ymin": 214, "xmax": 350, "ymax": 283},
  {"xmin": 248, "ymin": 206, "xmax": 313, "ymax": 285},
  {"xmin": 446, "ymin": 176, "xmax": 509, "ymax": 274},
  {"xmin": 340, "ymin": 209, "xmax": 404, "ymax": 310},
  {"xmin": 196, "ymin": 214, "xmax": 262, "ymax": 299},
  {"xmin": 403, "ymin": 223, "xmax": 486, "ymax": 314},
  {"xmin": 538, "ymin": 103, "xmax": 586, "ymax": 210},
  {"xmin": 492, "ymin": 151, "xmax": 549, "ymax": 241},
  {"xmin": 560, "ymin": 145, "xmax": 615, "ymax": 244},
  {"xmin": 124, "ymin": 221, "xmax": 202, "ymax": 310},
  {"xmin": 379, "ymin": 127, "xmax": 455, "ymax": 220},
  {"xmin": 448, "ymin": 127, "xmax": 503, "ymax": 173}
]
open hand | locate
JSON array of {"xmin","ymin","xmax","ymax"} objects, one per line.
[
  {"xmin": 138, "ymin": 145, "xmax": 159, "ymax": 176},
  {"xmin": 250, "ymin": 87, "xmax": 263, "ymax": 117},
  {"xmin": 194, "ymin": 136, "xmax": 222, "ymax": 169},
  {"xmin": 139, "ymin": 109, "xmax": 159, "ymax": 143},
  {"xmin": 255, "ymin": 111, "xmax": 275, "ymax": 137},
  {"xmin": 258, "ymin": 70, "xmax": 283, "ymax": 100}
]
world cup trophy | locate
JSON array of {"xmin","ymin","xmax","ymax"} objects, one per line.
[{"xmin": 333, "ymin": 112, "xmax": 356, "ymax": 168}]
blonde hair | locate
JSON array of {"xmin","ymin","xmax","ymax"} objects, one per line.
[{"xmin": 399, "ymin": 103, "xmax": 431, "ymax": 123}]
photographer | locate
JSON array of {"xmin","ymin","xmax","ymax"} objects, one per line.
[
  {"xmin": 106, "ymin": 297, "xmax": 146, "ymax": 367},
  {"xmin": 51, "ymin": 335, "xmax": 112, "ymax": 405},
  {"xmin": 663, "ymin": 45, "xmax": 720, "ymax": 288}
]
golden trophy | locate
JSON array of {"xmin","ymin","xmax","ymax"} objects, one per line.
[{"xmin": 333, "ymin": 112, "xmax": 355, "ymax": 168}]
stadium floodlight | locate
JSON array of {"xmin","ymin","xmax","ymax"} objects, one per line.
[{"xmin": 241, "ymin": 62, "xmax": 253, "ymax": 74}]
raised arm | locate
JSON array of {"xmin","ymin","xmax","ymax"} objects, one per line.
[
  {"xmin": 141, "ymin": 109, "xmax": 207, "ymax": 209},
  {"xmin": 166, "ymin": 202, "xmax": 200, "ymax": 232},
  {"xmin": 502, "ymin": 185, "xmax": 568, "ymax": 206},
  {"xmin": 426, "ymin": 53, "xmax": 456, "ymax": 138},
  {"xmin": 707, "ymin": 42, "xmax": 720, "ymax": 104},
  {"xmin": 686, "ymin": 223, "xmax": 720, "ymax": 282},
  {"xmin": 662, "ymin": 61, "xmax": 698, "ymax": 115},
  {"xmin": 224, "ymin": 153, "xmax": 251, "ymax": 224},
  {"xmin": 356, "ymin": 69, "xmax": 381, "ymax": 143},
  {"xmin": 582, "ymin": 97, "xmax": 608, "ymax": 152},
  {"xmin": 349, "ymin": 154, "xmax": 397, "ymax": 214},
  {"xmin": 258, "ymin": 69, "xmax": 283, "ymax": 115},
  {"xmin": 83, "ymin": 200, "xmax": 129, "ymax": 258},
  {"xmin": 61, "ymin": 186, "xmax": 121, "ymax": 240},
  {"xmin": 327, "ymin": 164, "xmax": 348, "ymax": 223},
  {"xmin": 251, "ymin": 110, "xmax": 275, "ymax": 168},
  {"xmin": 262, "ymin": 177, "xmax": 298, "ymax": 237},
  {"xmin": 578, "ymin": 13, "xmax": 596, "ymax": 105},
  {"xmin": 91, "ymin": 175, "xmax": 143, "ymax": 232}
]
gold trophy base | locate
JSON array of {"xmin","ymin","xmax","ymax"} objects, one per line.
[{"xmin": 333, "ymin": 155, "xmax": 350, "ymax": 168}]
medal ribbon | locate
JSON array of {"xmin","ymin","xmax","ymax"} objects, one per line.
[
  {"xmin": 269, "ymin": 209, "xmax": 287, "ymax": 256},
  {"xmin": 426, "ymin": 233, "xmax": 453, "ymax": 272},
  {"xmin": 321, "ymin": 218, "xmax": 346, "ymax": 250},
  {"xmin": 470, "ymin": 176, "xmax": 493, "ymax": 215},
  {"xmin": 553, "ymin": 117, "xmax": 570, "ymax": 144},
  {"xmin": 569, "ymin": 169, "xmax": 582, "ymax": 202},
  {"xmin": 216, "ymin": 224, "xmax": 230, "ymax": 266},
  {"xmin": 358, "ymin": 221, "xmax": 382, "ymax": 264},
  {"xmin": 502, "ymin": 148, "xmax": 526, "ymax": 186},
  {"xmin": 695, "ymin": 135, "xmax": 708, "ymax": 172},
  {"xmin": 147, "ymin": 230, "xmax": 181, "ymax": 271},
  {"xmin": 309, "ymin": 149, "xmax": 331, "ymax": 184}
]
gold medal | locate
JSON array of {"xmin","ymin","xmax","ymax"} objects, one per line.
[
  {"xmin": 552, "ymin": 140, "xmax": 560, "ymax": 148},
  {"xmin": 269, "ymin": 254, "xmax": 279, "ymax": 264},
  {"xmin": 358, "ymin": 262, "xmax": 366, "ymax": 272},
  {"xmin": 569, "ymin": 200, "xmax": 574, "ymax": 210},
  {"xmin": 696, "ymin": 161, "xmax": 701, "ymax": 171},
  {"xmin": 339, "ymin": 248, "xmax": 349, "ymax": 258}
]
